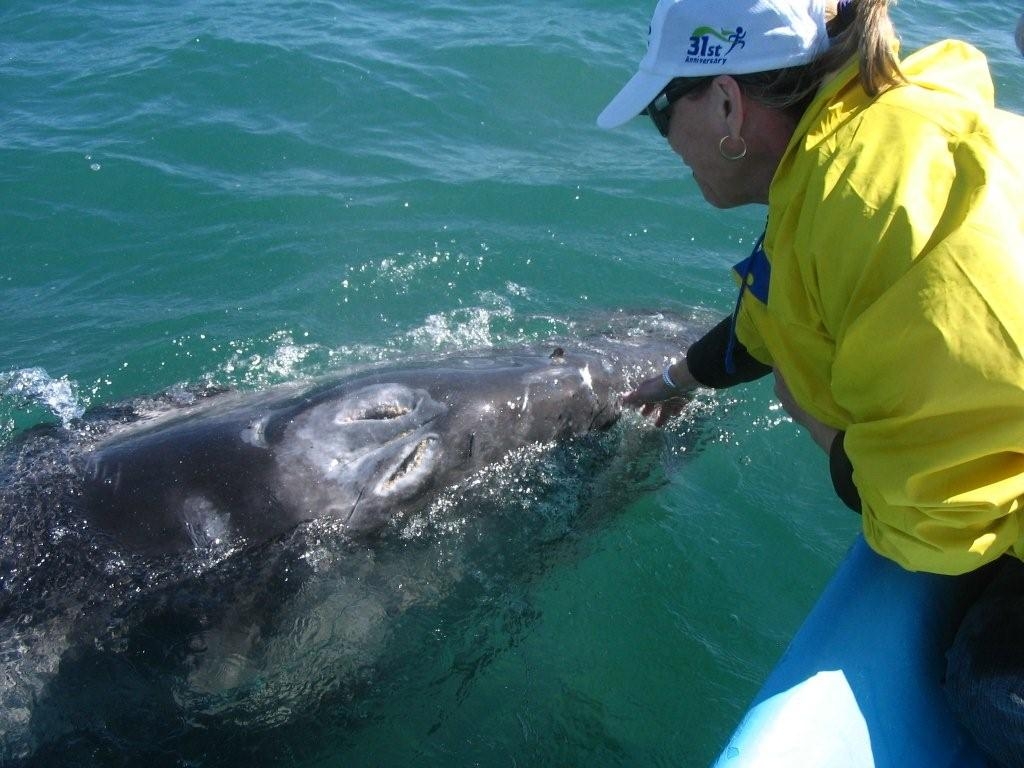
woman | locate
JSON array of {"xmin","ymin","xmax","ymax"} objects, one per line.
[{"xmin": 598, "ymin": 0, "xmax": 1024, "ymax": 763}]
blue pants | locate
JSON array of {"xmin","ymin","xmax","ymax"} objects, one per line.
[{"xmin": 946, "ymin": 557, "xmax": 1024, "ymax": 768}]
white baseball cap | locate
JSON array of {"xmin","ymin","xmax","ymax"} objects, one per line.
[{"xmin": 597, "ymin": 0, "xmax": 829, "ymax": 129}]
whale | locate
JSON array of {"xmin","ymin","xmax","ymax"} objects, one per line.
[
  {"xmin": 0, "ymin": 312, "xmax": 704, "ymax": 758},
  {"xmin": 75, "ymin": 314, "xmax": 696, "ymax": 557}
]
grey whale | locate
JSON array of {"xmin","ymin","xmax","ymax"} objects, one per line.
[
  {"xmin": 79, "ymin": 316, "xmax": 694, "ymax": 556},
  {"xmin": 0, "ymin": 312, "xmax": 703, "ymax": 759}
]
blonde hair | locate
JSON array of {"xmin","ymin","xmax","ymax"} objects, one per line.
[
  {"xmin": 823, "ymin": 0, "xmax": 905, "ymax": 96},
  {"xmin": 733, "ymin": 0, "xmax": 905, "ymax": 118}
]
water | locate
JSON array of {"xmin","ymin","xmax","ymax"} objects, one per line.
[{"xmin": 2, "ymin": 1, "xmax": 1022, "ymax": 765}]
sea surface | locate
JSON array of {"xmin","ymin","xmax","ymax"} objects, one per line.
[{"xmin": 2, "ymin": 1, "xmax": 1022, "ymax": 766}]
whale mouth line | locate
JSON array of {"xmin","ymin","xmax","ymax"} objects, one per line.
[{"xmin": 344, "ymin": 487, "xmax": 365, "ymax": 526}]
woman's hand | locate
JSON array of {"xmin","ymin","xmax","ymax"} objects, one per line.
[
  {"xmin": 622, "ymin": 366, "xmax": 691, "ymax": 428},
  {"xmin": 773, "ymin": 367, "xmax": 838, "ymax": 453}
]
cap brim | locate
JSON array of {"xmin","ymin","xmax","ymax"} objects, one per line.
[{"xmin": 596, "ymin": 69, "xmax": 671, "ymax": 129}]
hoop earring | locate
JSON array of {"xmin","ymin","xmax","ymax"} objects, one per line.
[{"xmin": 719, "ymin": 135, "xmax": 747, "ymax": 161}]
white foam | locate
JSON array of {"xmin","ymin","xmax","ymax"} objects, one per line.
[
  {"xmin": 216, "ymin": 332, "xmax": 320, "ymax": 388},
  {"xmin": 1, "ymin": 367, "xmax": 85, "ymax": 426},
  {"xmin": 406, "ymin": 307, "xmax": 505, "ymax": 351}
]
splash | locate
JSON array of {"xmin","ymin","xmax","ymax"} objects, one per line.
[
  {"xmin": 216, "ymin": 331, "xmax": 322, "ymax": 389},
  {"xmin": 406, "ymin": 307, "xmax": 509, "ymax": 351},
  {"xmin": 0, "ymin": 367, "xmax": 86, "ymax": 427}
]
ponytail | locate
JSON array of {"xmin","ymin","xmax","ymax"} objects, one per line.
[
  {"xmin": 823, "ymin": 0, "xmax": 905, "ymax": 96},
  {"xmin": 731, "ymin": 0, "xmax": 905, "ymax": 120}
]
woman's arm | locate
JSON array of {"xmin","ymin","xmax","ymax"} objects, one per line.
[{"xmin": 622, "ymin": 316, "xmax": 771, "ymax": 426}]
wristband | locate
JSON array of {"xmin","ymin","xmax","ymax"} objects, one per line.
[{"xmin": 662, "ymin": 364, "xmax": 681, "ymax": 392}]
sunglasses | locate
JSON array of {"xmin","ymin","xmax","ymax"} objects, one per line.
[{"xmin": 645, "ymin": 78, "xmax": 712, "ymax": 137}]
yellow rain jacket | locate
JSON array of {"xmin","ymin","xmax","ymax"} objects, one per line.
[{"xmin": 734, "ymin": 40, "xmax": 1024, "ymax": 574}]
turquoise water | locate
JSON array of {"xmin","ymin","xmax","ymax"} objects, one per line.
[{"xmin": 2, "ymin": 1, "xmax": 1022, "ymax": 765}]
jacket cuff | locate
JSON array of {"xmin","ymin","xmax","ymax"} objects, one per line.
[{"xmin": 829, "ymin": 431, "xmax": 862, "ymax": 513}]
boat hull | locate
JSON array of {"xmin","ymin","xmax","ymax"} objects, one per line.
[{"xmin": 714, "ymin": 536, "xmax": 991, "ymax": 767}]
